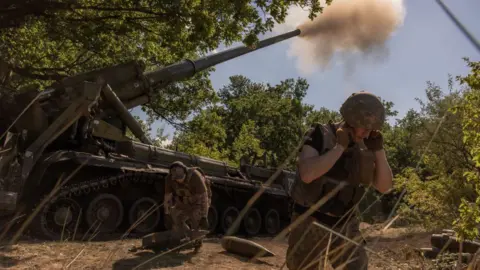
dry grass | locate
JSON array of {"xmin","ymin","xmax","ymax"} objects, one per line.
[
  {"xmin": 362, "ymin": 225, "xmax": 434, "ymax": 270},
  {"xmin": 0, "ymin": 224, "xmax": 434, "ymax": 270}
]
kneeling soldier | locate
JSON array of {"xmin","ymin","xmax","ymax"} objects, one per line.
[{"xmin": 164, "ymin": 161, "xmax": 211, "ymax": 251}]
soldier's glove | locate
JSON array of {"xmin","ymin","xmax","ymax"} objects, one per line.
[
  {"xmin": 364, "ymin": 130, "xmax": 384, "ymax": 151},
  {"xmin": 336, "ymin": 127, "xmax": 351, "ymax": 150},
  {"xmin": 199, "ymin": 217, "xmax": 209, "ymax": 230}
]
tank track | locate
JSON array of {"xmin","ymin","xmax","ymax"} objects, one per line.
[
  {"xmin": 25, "ymin": 169, "xmax": 285, "ymax": 241},
  {"xmin": 32, "ymin": 171, "xmax": 164, "ymax": 241}
]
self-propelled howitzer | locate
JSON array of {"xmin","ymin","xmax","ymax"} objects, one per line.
[{"xmin": 0, "ymin": 29, "xmax": 300, "ymax": 240}]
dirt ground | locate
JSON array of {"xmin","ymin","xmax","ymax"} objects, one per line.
[{"xmin": 0, "ymin": 224, "xmax": 435, "ymax": 270}]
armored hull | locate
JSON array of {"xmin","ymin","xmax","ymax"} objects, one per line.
[{"xmin": 3, "ymin": 142, "xmax": 295, "ymax": 241}]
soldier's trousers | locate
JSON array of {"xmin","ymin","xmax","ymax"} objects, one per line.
[
  {"xmin": 170, "ymin": 204, "xmax": 205, "ymax": 239},
  {"xmin": 286, "ymin": 211, "xmax": 368, "ymax": 270}
]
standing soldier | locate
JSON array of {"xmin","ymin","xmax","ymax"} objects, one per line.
[
  {"xmin": 286, "ymin": 91, "xmax": 393, "ymax": 270},
  {"xmin": 164, "ymin": 161, "xmax": 211, "ymax": 251}
]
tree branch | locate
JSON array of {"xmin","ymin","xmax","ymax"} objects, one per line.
[
  {"xmin": 64, "ymin": 15, "xmax": 160, "ymax": 22},
  {"xmin": 0, "ymin": 1, "xmax": 183, "ymax": 29},
  {"xmin": 73, "ymin": 6, "xmax": 173, "ymax": 18},
  {"xmin": 9, "ymin": 65, "xmax": 66, "ymax": 81},
  {"xmin": 146, "ymin": 106, "xmax": 188, "ymax": 132}
]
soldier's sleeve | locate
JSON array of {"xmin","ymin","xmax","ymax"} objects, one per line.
[
  {"xmin": 189, "ymin": 171, "xmax": 209, "ymax": 217},
  {"xmin": 190, "ymin": 171, "xmax": 207, "ymax": 195},
  {"xmin": 303, "ymin": 124, "xmax": 324, "ymax": 153}
]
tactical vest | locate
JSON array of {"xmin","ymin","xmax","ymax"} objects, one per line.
[
  {"xmin": 171, "ymin": 167, "xmax": 212, "ymax": 205},
  {"xmin": 187, "ymin": 167, "xmax": 212, "ymax": 205},
  {"xmin": 290, "ymin": 122, "xmax": 376, "ymax": 217}
]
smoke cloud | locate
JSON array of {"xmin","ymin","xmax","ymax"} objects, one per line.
[{"xmin": 273, "ymin": 0, "xmax": 406, "ymax": 76}]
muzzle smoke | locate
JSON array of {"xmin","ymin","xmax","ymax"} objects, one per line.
[{"xmin": 280, "ymin": 0, "xmax": 406, "ymax": 75}]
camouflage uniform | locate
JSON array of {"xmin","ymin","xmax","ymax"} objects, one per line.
[
  {"xmin": 286, "ymin": 211, "xmax": 367, "ymax": 270},
  {"xmin": 287, "ymin": 91, "xmax": 386, "ymax": 270},
  {"xmin": 164, "ymin": 161, "xmax": 211, "ymax": 248}
]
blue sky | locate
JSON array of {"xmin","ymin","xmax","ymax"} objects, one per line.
[{"xmin": 132, "ymin": 0, "xmax": 480, "ymax": 143}]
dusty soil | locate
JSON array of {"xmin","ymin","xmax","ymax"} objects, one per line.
[{"xmin": 0, "ymin": 224, "xmax": 435, "ymax": 270}]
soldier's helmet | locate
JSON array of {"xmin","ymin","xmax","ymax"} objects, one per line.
[
  {"xmin": 339, "ymin": 91, "xmax": 386, "ymax": 130},
  {"xmin": 169, "ymin": 161, "xmax": 187, "ymax": 170},
  {"xmin": 169, "ymin": 161, "xmax": 187, "ymax": 180}
]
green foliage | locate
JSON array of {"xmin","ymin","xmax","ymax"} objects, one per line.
[
  {"xmin": 218, "ymin": 75, "xmax": 312, "ymax": 167},
  {"xmin": 305, "ymin": 107, "xmax": 342, "ymax": 126},
  {"xmin": 170, "ymin": 109, "xmax": 230, "ymax": 162},
  {"xmin": 449, "ymin": 58, "xmax": 480, "ymax": 241},
  {"xmin": 384, "ymin": 59, "xmax": 480, "ymax": 239},
  {"xmin": 455, "ymin": 59, "xmax": 480, "ymax": 169},
  {"xmin": 382, "ymin": 109, "xmax": 422, "ymax": 175},
  {"xmin": 230, "ymin": 120, "xmax": 265, "ymax": 166},
  {"xmin": 0, "ymin": 0, "xmax": 328, "ymax": 125},
  {"xmin": 0, "ymin": 0, "xmax": 324, "ymax": 89},
  {"xmin": 394, "ymin": 167, "xmax": 473, "ymax": 230},
  {"xmin": 171, "ymin": 75, "xmax": 332, "ymax": 169},
  {"xmin": 431, "ymin": 252, "xmax": 468, "ymax": 270},
  {"xmin": 125, "ymin": 114, "xmax": 169, "ymax": 147}
]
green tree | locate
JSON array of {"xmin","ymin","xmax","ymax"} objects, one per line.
[
  {"xmin": 125, "ymin": 114, "xmax": 169, "ymax": 147},
  {"xmin": 217, "ymin": 75, "xmax": 312, "ymax": 167},
  {"xmin": 0, "ymin": 0, "xmax": 335, "ymax": 134},
  {"xmin": 383, "ymin": 109, "xmax": 423, "ymax": 174},
  {"xmin": 230, "ymin": 120, "xmax": 265, "ymax": 165},
  {"xmin": 305, "ymin": 107, "xmax": 342, "ymax": 126},
  {"xmin": 0, "ymin": 0, "xmax": 328, "ymax": 126},
  {"xmin": 450, "ymin": 59, "xmax": 480, "ymax": 240},
  {"xmin": 390, "ymin": 64, "xmax": 480, "ymax": 232},
  {"xmin": 171, "ymin": 75, "xmax": 317, "ymax": 168},
  {"xmin": 378, "ymin": 108, "xmax": 424, "ymax": 217},
  {"xmin": 170, "ymin": 109, "xmax": 229, "ymax": 161}
]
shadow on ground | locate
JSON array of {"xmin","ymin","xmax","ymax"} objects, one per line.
[
  {"xmin": 217, "ymin": 250, "xmax": 275, "ymax": 267},
  {"xmin": 112, "ymin": 251, "xmax": 196, "ymax": 270},
  {"xmin": 0, "ymin": 254, "xmax": 33, "ymax": 268}
]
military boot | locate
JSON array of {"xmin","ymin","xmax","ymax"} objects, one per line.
[
  {"xmin": 189, "ymin": 229, "xmax": 209, "ymax": 252},
  {"xmin": 193, "ymin": 239, "xmax": 203, "ymax": 253}
]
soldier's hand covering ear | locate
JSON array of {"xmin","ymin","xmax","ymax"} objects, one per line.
[
  {"xmin": 336, "ymin": 128, "xmax": 351, "ymax": 149},
  {"xmin": 364, "ymin": 130, "xmax": 383, "ymax": 151}
]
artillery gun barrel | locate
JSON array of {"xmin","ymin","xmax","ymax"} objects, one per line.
[
  {"xmin": 146, "ymin": 29, "xmax": 301, "ymax": 85},
  {"xmin": 36, "ymin": 29, "xmax": 301, "ymax": 108},
  {"xmin": 194, "ymin": 28, "xmax": 301, "ymax": 71},
  {"xmin": 126, "ymin": 29, "xmax": 301, "ymax": 108}
]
